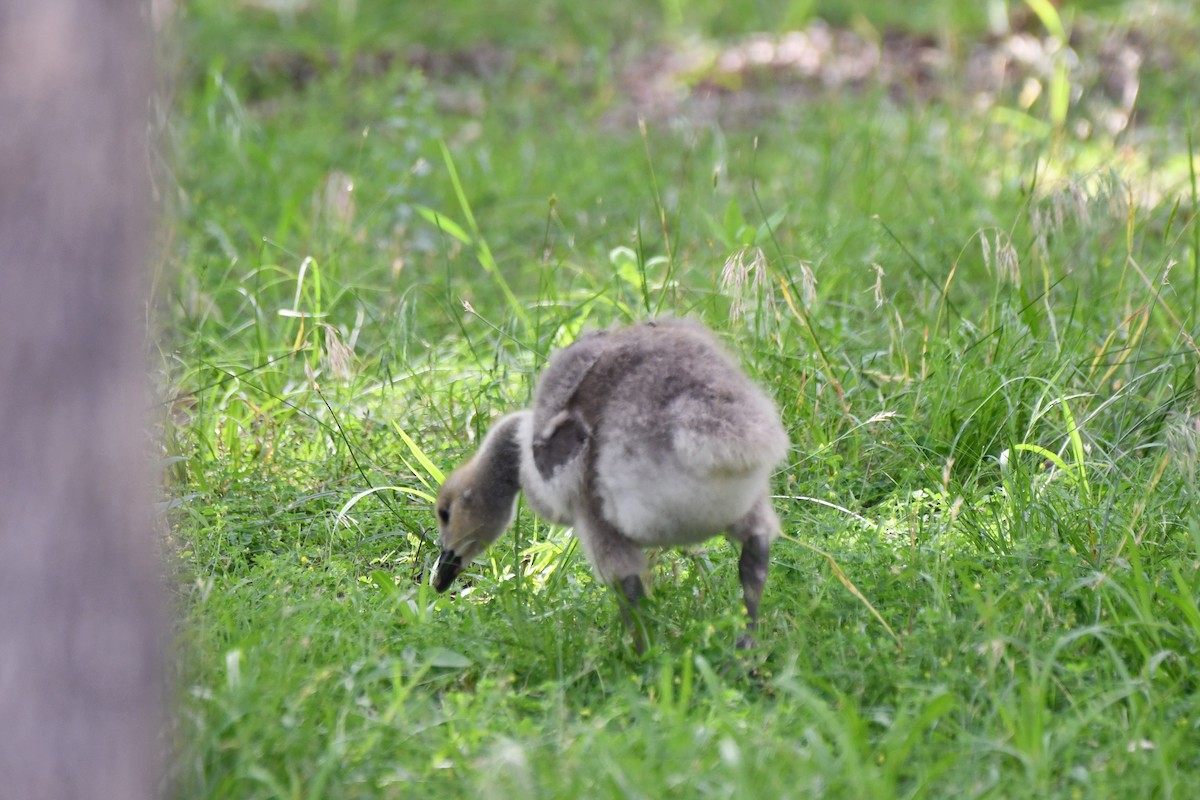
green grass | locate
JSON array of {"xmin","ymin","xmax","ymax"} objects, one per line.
[{"xmin": 162, "ymin": 1, "xmax": 1200, "ymax": 797}]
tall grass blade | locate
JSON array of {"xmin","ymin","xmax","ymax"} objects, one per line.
[{"xmin": 438, "ymin": 140, "xmax": 528, "ymax": 329}]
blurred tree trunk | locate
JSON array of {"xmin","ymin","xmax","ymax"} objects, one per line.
[{"xmin": 0, "ymin": 1, "xmax": 162, "ymax": 798}]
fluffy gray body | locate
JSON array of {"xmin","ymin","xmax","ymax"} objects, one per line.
[{"xmin": 433, "ymin": 318, "xmax": 789, "ymax": 650}]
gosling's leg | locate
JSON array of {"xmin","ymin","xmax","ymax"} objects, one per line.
[
  {"xmin": 616, "ymin": 574, "xmax": 649, "ymax": 655},
  {"xmin": 731, "ymin": 494, "xmax": 780, "ymax": 650},
  {"xmin": 736, "ymin": 535, "xmax": 770, "ymax": 649},
  {"xmin": 576, "ymin": 511, "xmax": 649, "ymax": 654}
]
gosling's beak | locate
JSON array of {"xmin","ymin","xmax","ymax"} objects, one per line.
[{"xmin": 433, "ymin": 548, "xmax": 463, "ymax": 592}]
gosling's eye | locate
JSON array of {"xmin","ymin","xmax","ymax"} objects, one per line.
[{"xmin": 437, "ymin": 506, "xmax": 450, "ymax": 524}]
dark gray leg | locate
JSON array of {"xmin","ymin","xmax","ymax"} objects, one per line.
[
  {"xmin": 616, "ymin": 574, "xmax": 649, "ymax": 655},
  {"xmin": 736, "ymin": 534, "xmax": 771, "ymax": 649},
  {"xmin": 730, "ymin": 493, "xmax": 780, "ymax": 650},
  {"xmin": 575, "ymin": 508, "xmax": 650, "ymax": 654}
]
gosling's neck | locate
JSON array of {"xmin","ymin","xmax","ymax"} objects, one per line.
[{"xmin": 470, "ymin": 411, "xmax": 526, "ymax": 504}]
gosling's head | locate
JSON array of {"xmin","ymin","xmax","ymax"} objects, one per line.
[{"xmin": 432, "ymin": 413, "xmax": 526, "ymax": 592}]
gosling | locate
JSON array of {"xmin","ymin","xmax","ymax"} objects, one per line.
[{"xmin": 432, "ymin": 318, "xmax": 789, "ymax": 651}]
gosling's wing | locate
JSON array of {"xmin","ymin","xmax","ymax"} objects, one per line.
[
  {"xmin": 530, "ymin": 409, "xmax": 589, "ymax": 478},
  {"xmin": 528, "ymin": 330, "xmax": 611, "ymax": 481}
]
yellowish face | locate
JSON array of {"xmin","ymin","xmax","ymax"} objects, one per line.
[{"xmin": 431, "ymin": 460, "xmax": 517, "ymax": 592}]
